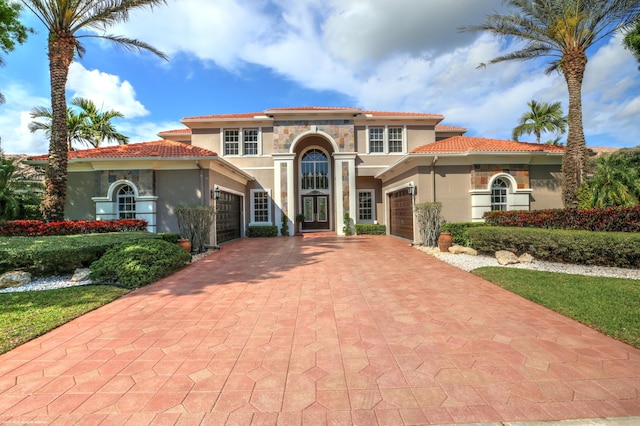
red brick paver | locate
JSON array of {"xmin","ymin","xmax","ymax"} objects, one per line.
[{"xmin": 1, "ymin": 235, "xmax": 639, "ymax": 424}]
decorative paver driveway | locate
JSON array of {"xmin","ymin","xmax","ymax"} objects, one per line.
[{"xmin": 0, "ymin": 235, "xmax": 639, "ymax": 425}]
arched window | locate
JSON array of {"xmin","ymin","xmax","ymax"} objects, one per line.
[
  {"xmin": 491, "ymin": 178, "xmax": 509, "ymax": 211},
  {"xmin": 117, "ymin": 185, "xmax": 136, "ymax": 219},
  {"xmin": 301, "ymin": 149, "xmax": 329, "ymax": 190}
]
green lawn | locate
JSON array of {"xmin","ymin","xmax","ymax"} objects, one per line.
[
  {"xmin": 0, "ymin": 285, "xmax": 130, "ymax": 354},
  {"xmin": 473, "ymin": 267, "xmax": 640, "ymax": 348}
]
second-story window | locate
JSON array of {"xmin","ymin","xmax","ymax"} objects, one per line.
[
  {"xmin": 388, "ymin": 127, "xmax": 403, "ymax": 153},
  {"xmin": 369, "ymin": 128, "xmax": 384, "ymax": 153},
  {"xmin": 224, "ymin": 130, "xmax": 239, "ymax": 155},
  {"xmin": 244, "ymin": 129, "xmax": 258, "ymax": 155}
]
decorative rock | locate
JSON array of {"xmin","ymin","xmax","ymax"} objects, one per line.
[
  {"xmin": 462, "ymin": 247, "xmax": 478, "ymax": 256},
  {"xmin": 0, "ymin": 271, "xmax": 32, "ymax": 289},
  {"xmin": 448, "ymin": 245, "xmax": 466, "ymax": 254},
  {"xmin": 71, "ymin": 268, "xmax": 91, "ymax": 282},
  {"xmin": 519, "ymin": 253, "xmax": 535, "ymax": 264},
  {"xmin": 495, "ymin": 250, "xmax": 520, "ymax": 265}
]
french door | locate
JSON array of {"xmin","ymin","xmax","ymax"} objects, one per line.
[{"xmin": 301, "ymin": 194, "xmax": 330, "ymax": 230}]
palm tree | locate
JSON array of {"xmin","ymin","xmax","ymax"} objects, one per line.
[
  {"xmin": 584, "ymin": 153, "xmax": 640, "ymax": 207},
  {"xmin": 623, "ymin": 20, "xmax": 640, "ymax": 68},
  {"xmin": 29, "ymin": 97, "xmax": 128, "ymax": 150},
  {"xmin": 512, "ymin": 100, "xmax": 568, "ymax": 143},
  {"xmin": 19, "ymin": 0, "xmax": 168, "ymax": 222},
  {"xmin": 462, "ymin": 0, "xmax": 640, "ymax": 208},
  {"xmin": 0, "ymin": 156, "xmax": 20, "ymax": 220},
  {"xmin": 75, "ymin": 97, "xmax": 128, "ymax": 147}
]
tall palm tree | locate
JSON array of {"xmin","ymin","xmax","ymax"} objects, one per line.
[
  {"xmin": 19, "ymin": 0, "xmax": 168, "ymax": 222},
  {"xmin": 512, "ymin": 100, "xmax": 568, "ymax": 143},
  {"xmin": 29, "ymin": 97, "xmax": 128, "ymax": 150},
  {"xmin": 463, "ymin": 0, "xmax": 640, "ymax": 208}
]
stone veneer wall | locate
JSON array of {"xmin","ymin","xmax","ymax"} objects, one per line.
[
  {"xmin": 280, "ymin": 163, "xmax": 288, "ymax": 217},
  {"xmin": 273, "ymin": 120, "xmax": 355, "ymax": 153},
  {"xmin": 99, "ymin": 170, "xmax": 154, "ymax": 196},
  {"xmin": 471, "ymin": 165, "xmax": 529, "ymax": 190}
]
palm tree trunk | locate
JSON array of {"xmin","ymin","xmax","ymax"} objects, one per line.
[
  {"xmin": 41, "ymin": 32, "xmax": 75, "ymax": 222},
  {"xmin": 561, "ymin": 50, "xmax": 588, "ymax": 209}
]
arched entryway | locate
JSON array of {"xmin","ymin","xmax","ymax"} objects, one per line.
[{"xmin": 299, "ymin": 148, "xmax": 331, "ymax": 231}]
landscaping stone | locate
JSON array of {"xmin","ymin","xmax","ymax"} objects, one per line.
[
  {"xmin": 462, "ymin": 247, "xmax": 478, "ymax": 256},
  {"xmin": 519, "ymin": 253, "xmax": 535, "ymax": 264},
  {"xmin": 496, "ymin": 250, "xmax": 520, "ymax": 265},
  {"xmin": 0, "ymin": 271, "xmax": 32, "ymax": 289},
  {"xmin": 71, "ymin": 268, "xmax": 91, "ymax": 282},
  {"xmin": 448, "ymin": 244, "xmax": 466, "ymax": 254}
]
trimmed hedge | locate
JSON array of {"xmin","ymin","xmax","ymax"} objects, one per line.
[
  {"xmin": 248, "ymin": 225, "xmax": 278, "ymax": 237},
  {"xmin": 468, "ymin": 226, "xmax": 640, "ymax": 269},
  {"xmin": 0, "ymin": 219, "xmax": 148, "ymax": 237},
  {"xmin": 441, "ymin": 222, "xmax": 485, "ymax": 246},
  {"xmin": 0, "ymin": 232, "xmax": 179, "ymax": 276},
  {"xmin": 484, "ymin": 207, "xmax": 640, "ymax": 232},
  {"xmin": 89, "ymin": 239, "xmax": 191, "ymax": 288},
  {"xmin": 355, "ymin": 224, "xmax": 386, "ymax": 235}
]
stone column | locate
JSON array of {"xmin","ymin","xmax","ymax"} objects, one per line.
[
  {"xmin": 272, "ymin": 153, "xmax": 296, "ymax": 236},
  {"xmin": 333, "ymin": 153, "xmax": 357, "ymax": 235}
]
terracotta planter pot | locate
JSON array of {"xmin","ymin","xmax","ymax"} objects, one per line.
[
  {"xmin": 177, "ymin": 239, "xmax": 191, "ymax": 253},
  {"xmin": 437, "ymin": 232, "xmax": 453, "ymax": 252}
]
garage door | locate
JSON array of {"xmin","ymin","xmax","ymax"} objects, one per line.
[
  {"xmin": 216, "ymin": 191, "xmax": 242, "ymax": 244},
  {"xmin": 389, "ymin": 189, "xmax": 413, "ymax": 240}
]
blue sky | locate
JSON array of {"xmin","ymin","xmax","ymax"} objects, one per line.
[{"xmin": 1, "ymin": 0, "xmax": 639, "ymax": 155}]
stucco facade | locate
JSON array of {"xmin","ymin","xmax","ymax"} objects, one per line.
[{"xmin": 31, "ymin": 107, "xmax": 564, "ymax": 244}]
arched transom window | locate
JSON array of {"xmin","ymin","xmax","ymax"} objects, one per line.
[
  {"xmin": 491, "ymin": 178, "xmax": 509, "ymax": 211},
  {"xmin": 117, "ymin": 185, "xmax": 136, "ymax": 219},
  {"xmin": 301, "ymin": 149, "xmax": 329, "ymax": 190}
]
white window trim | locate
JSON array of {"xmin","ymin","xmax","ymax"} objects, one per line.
[
  {"xmin": 221, "ymin": 127, "xmax": 262, "ymax": 157},
  {"xmin": 250, "ymin": 188, "xmax": 272, "ymax": 226},
  {"xmin": 357, "ymin": 189, "xmax": 376, "ymax": 223},
  {"xmin": 387, "ymin": 125, "xmax": 405, "ymax": 154},
  {"xmin": 366, "ymin": 125, "xmax": 406, "ymax": 154}
]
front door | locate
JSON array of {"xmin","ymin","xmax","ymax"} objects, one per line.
[{"xmin": 301, "ymin": 194, "xmax": 330, "ymax": 230}]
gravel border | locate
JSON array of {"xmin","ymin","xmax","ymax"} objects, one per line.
[
  {"xmin": 417, "ymin": 245, "xmax": 640, "ymax": 280},
  {"xmin": 2, "ymin": 245, "xmax": 637, "ymax": 294},
  {"xmin": 0, "ymin": 249, "xmax": 217, "ymax": 294}
]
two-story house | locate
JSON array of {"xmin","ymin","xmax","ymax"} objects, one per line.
[{"xmin": 29, "ymin": 107, "xmax": 564, "ymax": 244}]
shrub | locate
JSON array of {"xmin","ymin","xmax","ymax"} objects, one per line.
[
  {"xmin": 355, "ymin": 224, "xmax": 386, "ymax": 235},
  {"xmin": 0, "ymin": 232, "xmax": 164, "ymax": 276},
  {"xmin": 248, "ymin": 225, "xmax": 278, "ymax": 237},
  {"xmin": 483, "ymin": 207, "xmax": 640, "ymax": 232},
  {"xmin": 281, "ymin": 214, "xmax": 289, "ymax": 236},
  {"xmin": 175, "ymin": 205, "xmax": 215, "ymax": 253},
  {"xmin": 0, "ymin": 219, "xmax": 147, "ymax": 237},
  {"xmin": 441, "ymin": 222, "xmax": 485, "ymax": 246},
  {"xmin": 415, "ymin": 202, "xmax": 442, "ymax": 246},
  {"xmin": 468, "ymin": 226, "xmax": 640, "ymax": 269},
  {"xmin": 89, "ymin": 239, "xmax": 191, "ymax": 288}
]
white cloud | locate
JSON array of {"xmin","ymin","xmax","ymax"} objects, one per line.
[
  {"xmin": 67, "ymin": 63, "xmax": 149, "ymax": 118},
  {"xmin": 0, "ymin": 83, "xmax": 50, "ymax": 154}
]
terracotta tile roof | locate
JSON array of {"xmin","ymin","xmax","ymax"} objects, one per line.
[
  {"xmin": 29, "ymin": 140, "xmax": 217, "ymax": 161},
  {"xmin": 267, "ymin": 106, "xmax": 361, "ymax": 112},
  {"xmin": 183, "ymin": 112, "xmax": 264, "ymax": 121},
  {"xmin": 158, "ymin": 128, "xmax": 191, "ymax": 135},
  {"xmin": 411, "ymin": 136, "xmax": 565, "ymax": 154},
  {"xmin": 182, "ymin": 107, "xmax": 445, "ymax": 121},
  {"xmin": 435, "ymin": 125, "xmax": 467, "ymax": 132},
  {"xmin": 362, "ymin": 110, "xmax": 443, "ymax": 119}
]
